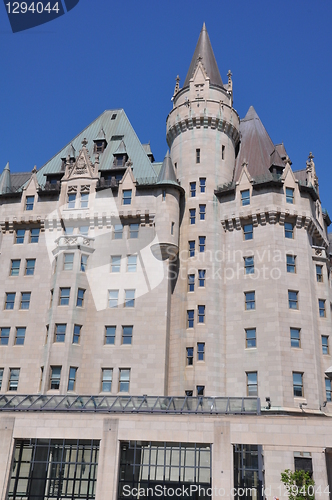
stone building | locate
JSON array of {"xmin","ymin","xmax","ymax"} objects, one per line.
[{"xmin": 0, "ymin": 23, "xmax": 332, "ymax": 500}]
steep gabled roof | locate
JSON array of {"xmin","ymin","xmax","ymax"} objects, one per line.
[{"xmin": 183, "ymin": 23, "xmax": 223, "ymax": 88}]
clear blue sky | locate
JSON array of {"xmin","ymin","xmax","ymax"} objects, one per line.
[{"xmin": 1, "ymin": 0, "xmax": 332, "ymax": 218}]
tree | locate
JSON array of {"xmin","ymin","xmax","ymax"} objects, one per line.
[{"xmin": 281, "ymin": 469, "xmax": 315, "ymax": 500}]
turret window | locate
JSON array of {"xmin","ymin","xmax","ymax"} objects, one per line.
[
  {"xmin": 54, "ymin": 324, "xmax": 66, "ymax": 343},
  {"xmin": 243, "ymin": 224, "xmax": 253, "ymax": 240},
  {"xmin": 189, "ymin": 241, "xmax": 195, "ymax": 257},
  {"xmin": 197, "ymin": 343, "xmax": 205, "ymax": 361},
  {"xmin": 196, "ymin": 149, "xmax": 200, "ymax": 163},
  {"xmin": 285, "ymin": 222, "xmax": 294, "ymax": 239},
  {"xmin": 198, "ymin": 270, "xmax": 206, "ymax": 287},
  {"xmin": 322, "ymin": 336, "xmax": 329, "ymax": 354},
  {"xmin": 188, "ymin": 274, "xmax": 195, "ymax": 292},
  {"xmin": 199, "ymin": 205, "xmax": 206, "ymax": 220},
  {"xmin": 288, "ymin": 291, "xmax": 299, "ymax": 310},
  {"xmin": 199, "ymin": 178, "xmax": 206, "ymax": 193},
  {"xmin": 287, "ymin": 255, "xmax": 296, "ymax": 273},
  {"xmin": 244, "ymin": 256, "xmax": 254, "ymax": 274},
  {"xmin": 222, "ymin": 145, "xmax": 225, "ymax": 160},
  {"xmin": 199, "ymin": 236, "xmax": 206, "ymax": 252},
  {"xmin": 319, "ymin": 299, "xmax": 326, "ymax": 317},
  {"xmin": 187, "ymin": 310, "xmax": 194, "ymax": 328},
  {"xmin": 190, "ymin": 182, "xmax": 196, "ymax": 197},
  {"xmin": 198, "ymin": 305, "xmax": 205, "ymax": 323},
  {"xmin": 290, "ymin": 328, "xmax": 301, "ymax": 348},
  {"xmin": 189, "ymin": 209, "xmax": 196, "ymax": 225}
]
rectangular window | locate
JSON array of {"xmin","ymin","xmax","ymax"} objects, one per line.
[
  {"xmin": 20, "ymin": 292, "xmax": 31, "ymax": 310},
  {"xmin": 186, "ymin": 347, "xmax": 193, "ymax": 365},
  {"xmin": 241, "ymin": 189, "xmax": 250, "ymax": 206},
  {"xmin": 198, "ymin": 269, "xmax": 206, "ymax": 287},
  {"xmin": 190, "ymin": 181, "xmax": 196, "ymax": 197},
  {"xmin": 119, "ymin": 369, "xmax": 130, "ymax": 392},
  {"xmin": 0, "ymin": 327, "xmax": 10, "ymax": 345},
  {"xmin": 8, "ymin": 368, "xmax": 20, "ymax": 391},
  {"xmin": 245, "ymin": 291, "xmax": 255, "ymax": 310},
  {"xmin": 188, "ymin": 274, "xmax": 195, "ymax": 292},
  {"xmin": 101, "ymin": 369, "xmax": 113, "ymax": 392},
  {"xmin": 0, "ymin": 369, "xmax": 3, "ymax": 390},
  {"xmin": 80, "ymin": 254, "xmax": 88, "ymax": 272},
  {"xmin": 199, "ymin": 205, "xmax": 206, "ymax": 220},
  {"xmin": 59, "ymin": 287, "xmax": 70, "ymax": 306},
  {"xmin": 127, "ymin": 255, "xmax": 137, "ymax": 272},
  {"xmin": 15, "ymin": 327, "xmax": 26, "ymax": 346},
  {"xmin": 285, "ymin": 222, "xmax": 294, "ymax": 239},
  {"xmin": 316, "ymin": 265, "xmax": 323, "ymax": 282},
  {"xmin": 108, "ymin": 290, "xmax": 118, "ymax": 308},
  {"xmin": 199, "ymin": 177, "xmax": 206, "ymax": 193},
  {"xmin": 247, "ymin": 372, "xmax": 258, "ymax": 396},
  {"xmin": 162, "ymin": 190, "xmax": 166, "ymax": 201},
  {"xmin": 123, "ymin": 189, "xmax": 132, "ymax": 205},
  {"xmin": 243, "ymin": 223, "xmax": 253, "ymax": 240},
  {"xmin": 5, "ymin": 293, "xmax": 15, "ymax": 310},
  {"xmin": 199, "ymin": 236, "xmax": 206, "ymax": 252},
  {"xmin": 322, "ymin": 336, "xmax": 329, "ymax": 355},
  {"xmin": 73, "ymin": 324, "xmax": 81, "ymax": 344},
  {"xmin": 80, "ymin": 192, "xmax": 89, "ymax": 208},
  {"xmin": 25, "ymin": 259, "xmax": 35, "ymax": 276},
  {"xmin": 291, "ymin": 328, "xmax": 301, "ymax": 348},
  {"xmin": 114, "ymin": 224, "xmax": 123, "ymax": 239},
  {"xmin": 122, "ymin": 325, "xmax": 133, "ymax": 345},
  {"xmin": 288, "ymin": 290, "xmax": 299, "ymax": 310},
  {"xmin": 25, "ymin": 195, "xmax": 34, "ymax": 211},
  {"xmin": 50, "ymin": 366, "xmax": 61, "ymax": 390},
  {"xmin": 246, "ymin": 328, "xmax": 256, "ymax": 348},
  {"xmin": 197, "ymin": 342, "xmax": 205, "ymax": 361},
  {"xmin": 197, "ymin": 385, "xmax": 205, "ymax": 396},
  {"xmin": 187, "ymin": 310, "xmax": 194, "ymax": 328},
  {"xmin": 129, "ymin": 223, "xmax": 139, "ymax": 239},
  {"xmin": 189, "ymin": 240, "xmax": 195, "ymax": 257},
  {"xmin": 319, "ymin": 299, "xmax": 326, "ymax": 317},
  {"xmin": 293, "ymin": 372, "xmax": 304, "ymax": 397},
  {"xmin": 244, "ymin": 256, "xmax": 254, "ymax": 274},
  {"xmin": 79, "ymin": 226, "xmax": 89, "ymax": 236},
  {"xmin": 76, "ymin": 288, "xmax": 85, "ymax": 307},
  {"xmin": 15, "ymin": 229, "xmax": 25, "ymax": 244},
  {"xmin": 287, "ymin": 254, "xmax": 296, "ymax": 273},
  {"xmin": 196, "ymin": 148, "xmax": 200, "ymax": 163},
  {"xmin": 125, "ymin": 289, "xmax": 135, "ymax": 308},
  {"xmin": 67, "ymin": 367, "xmax": 77, "ymax": 391},
  {"xmin": 54, "ymin": 324, "xmax": 66, "ymax": 343},
  {"xmin": 67, "ymin": 193, "xmax": 76, "ymax": 208},
  {"xmin": 63, "ymin": 253, "xmax": 74, "ymax": 270},
  {"xmin": 286, "ymin": 187, "xmax": 294, "ymax": 204},
  {"xmin": 30, "ymin": 228, "xmax": 40, "ymax": 243},
  {"xmin": 189, "ymin": 208, "xmax": 196, "ymax": 225},
  {"xmin": 198, "ymin": 305, "xmax": 205, "ymax": 323},
  {"xmin": 326, "ymin": 379, "xmax": 332, "ymax": 402},
  {"xmin": 185, "ymin": 390, "xmax": 193, "ymax": 397},
  {"xmin": 111, "ymin": 255, "xmax": 121, "ymax": 272},
  {"xmin": 105, "ymin": 326, "xmax": 116, "ymax": 345},
  {"xmin": 10, "ymin": 260, "xmax": 20, "ymax": 276}
]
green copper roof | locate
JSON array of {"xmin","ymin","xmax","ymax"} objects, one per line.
[{"xmin": 0, "ymin": 162, "xmax": 12, "ymax": 194}]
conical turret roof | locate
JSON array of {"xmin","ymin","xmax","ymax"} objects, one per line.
[
  {"xmin": 183, "ymin": 23, "xmax": 223, "ymax": 88},
  {"xmin": 0, "ymin": 162, "xmax": 12, "ymax": 194},
  {"xmin": 157, "ymin": 151, "xmax": 178, "ymax": 185}
]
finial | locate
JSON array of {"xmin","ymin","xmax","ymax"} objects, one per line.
[
  {"xmin": 197, "ymin": 54, "xmax": 203, "ymax": 63},
  {"xmin": 242, "ymin": 159, "xmax": 248, "ymax": 169},
  {"xmin": 202, "ymin": 22, "xmax": 206, "ymax": 30},
  {"xmin": 173, "ymin": 75, "xmax": 180, "ymax": 97},
  {"xmin": 82, "ymin": 138, "xmax": 88, "ymax": 147},
  {"xmin": 126, "ymin": 158, "xmax": 133, "ymax": 168},
  {"xmin": 227, "ymin": 70, "xmax": 232, "ymax": 80},
  {"xmin": 32, "ymin": 165, "xmax": 37, "ymax": 173},
  {"xmin": 308, "ymin": 152, "xmax": 314, "ymax": 161}
]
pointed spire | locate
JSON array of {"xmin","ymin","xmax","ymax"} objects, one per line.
[
  {"xmin": 0, "ymin": 162, "xmax": 12, "ymax": 194},
  {"xmin": 157, "ymin": 151, "xmax": 178, "ymax": 184},
  {"xmin": 183, "ymin": 23, "xmax": 223, "ymax": 88}
]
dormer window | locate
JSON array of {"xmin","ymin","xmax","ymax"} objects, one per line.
[
  {"xmin": 95, "ymin": 141, "xmax": 104, "ymax": 153},
  {"xmin": 93, "ymin": 128, "xmax": 107, "ymax": 154},
  {"xmin": 25, "ymin": 196, "xmax": 34, "ymax": 211}
]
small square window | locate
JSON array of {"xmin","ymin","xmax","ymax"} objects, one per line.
[
  {"xmin": 50, "ymin": 366, "xmax": 61, "ymax": 390},
  {"xmin": 247, "ymin": 372, "xmax": 258, "ymax": 396},
  {"xmin": 187, "ymin": 310, "xmax": 194, "ymax": 328},
  {"xmin": 8, "ymin": 368, "xmax": 20, "ymax": 391},
  {"xmin": 25, "ymin": 196, "xmax": 34, "ymax": 211},
  {"xmin": 190, "ymin": 182, "xmax": 196, "ymax": 197},
  {"xmin": 127, "ymin": 255, "xmax": 137, "ymax": 272},
  {"xmin": 316, "ymin": 265, "xmax": 323, "ymax": 283},
  {"xmin": 63, "ymin": 254, "xmax": 74, "ymax": 271},
  {"xmin": 287, "ymin": 255, "xmax": 296, "ymax": 273},
  {"xmin": 199, "ymin": 178, "xmax": 206, "ymax": 193},
  {"xmin": 197, "ymin": 342, "xmax": 205, "ymax": 361},
  {"xmin": 10, "ymin": 260, "xmax": 20, "ymax": 276},
  {"xmin": 54, "ymin": 324, "xmax": 66, "ymax": 343},
  {"xmin": 73, "ymin": 325, "xmax": 81, "ymax": 344},
  {"xmin": 198, "ymin": 270, "xmax": 206, "ymax": 287},
  {"xmin": 80, "ymin": 254, "xmax": 88, "ymax": 272},
  {"xmin": 244, "ymin": 256, "xmax": 254, "ymax": 274},
  {"xmin": 285, "ymin": 222, "xmax": 294, "ymax": 239},
  {"xmin": 25, "ymin": 259, "xmax": 35, "ymax": 276},
  {"xmin": 20, "ymin": 292, "xmax": 31, "ymax": 310},
  {"xmin": 15, "ymin": 327, "xmax": 26, "ymax": 346},
  {"xmin": 59, "ymin": 288, "xmax": 70, "ymax": 306},
  {"xmin": 288, "ymin": 291, "xmax": 299, "ymax": 310},
  {"xmin": 189, "ymin": 208, "xmax": 196, "ymax": 225},
  {"xmin": 129, "ymin": 223, "xmax": 139, "ymax": 239},
  {"xmin": 186, "ymin": 347, "xmax": 194, "ymax": 366},
  {"xmin": 67, "ymin": 193, "xmax": 76, "ymax": 208},
  {"xmin": 199, "ymin": 236, "xmax": 206, "ymax": 253},
  {"xmin": 111, "ymin": 256, "xmax": 121, "ymax": 273},
  {"xmin": 68, "ymin": 367, "xmax": 77, "ymax": 391},
  {"xmin": 80, "ymin": 192, "xmax": 89, "ymax": 208},
  {"xmin": 114, "ymin": 224, "xmax": 123, "ymax": 239},
  {"xmin": 105, "ymin": 326, "xmax": 116, "ymax": 345},
  {"xmin": 196, "ymin": 385, "xmax": 205, "ymax": 396},
  {"xmin": 290, "ymin": 328, "xmax": 301, "ymax": 348},
  {"xmin": 76, "ymin": 289, "xmax": 85, "ymax": 307},
  {"xmin": 101, "ymin": 369, "xmax": 113, "ymax": 392},
  {"xmin": 185, "ymin": 390, "xmax": 193, "ymax": 397},
  {"xmin": 189, "ymin": 241, "xmax": 195, "ymax": 257},
  {"xmin": 188, "ymin": 274, "xmax": 195, "ymax": 292},
  {"xmin": 119, "ymin": 369, "xmax": 130, "ymax": 392},
  {"xmin": 30, "ymin": 228, "xmax": 40, "ymax": 243},
  {"xmin": 196, "ymin": 149, "xmax": 200, "ymax": 163},
  {"xmin": 0, "ymin": 327, "xmax": 10, "ymax": 345},
  {"xmin": 326, "ymin": 379, "xmax": 331, "ymax": 402},
  {"xmin": 108, "ymin": 290, "xmax": 118, "ymax": 308},
  {"xmin": 245, "ymin": 291, "xmax": 255, "ymax": 310},
  {"xmin": 293, "ymin": 372, "xmax": 303, "ymax": 397},
  {"xmin": 198, "ymin": 305, "xmax": 205, "ymax": 323},
  {"xmin": 243, "ymin": 224, "xmax": 253, "ymax": 240},
  {"xmin": 5, "ymin": 293, "xmax": 15, "ymax": 310},
  {"xmin": 122, "ymin": 326, "xmax": 133, "ymax": 345},
  {"xmin": 241, "ymin": 189, "xmax": 250, "ymax": 206},
  {"xmin": 286, "ymin": 187, "xmax": 294, "ymax": 204},
  {"xmin": 15, "ymin": 229, "xmax": 25, "ymax": 244},
  {"xmin": 199, "ymin": 205, "xmax": 206, "ymax": 220},
  {"xmin": 246, "ymin": 328, "xmax": 256, "ymax": 348},
  {"xmin": 322, "ymin": 336, "xmax": 329, "ymax": 355},
  {"xmin": 124, "ymin": 290, "xmax": 135, "ymax": 308},
  {"xmin": 319, "ymin": 299, "xmax": 326, "ymax": 317},
  {"xmin": 64, "ymin": 226, "xmax": 74, "ymax": 235},
  {"xmin": 123, "ymin": 190, "xmax": 132, "ymax": 205}
]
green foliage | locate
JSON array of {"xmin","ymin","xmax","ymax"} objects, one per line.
[{"xmin": 281, "ymin": 469, "xmax": 315, "ymax": 500}]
